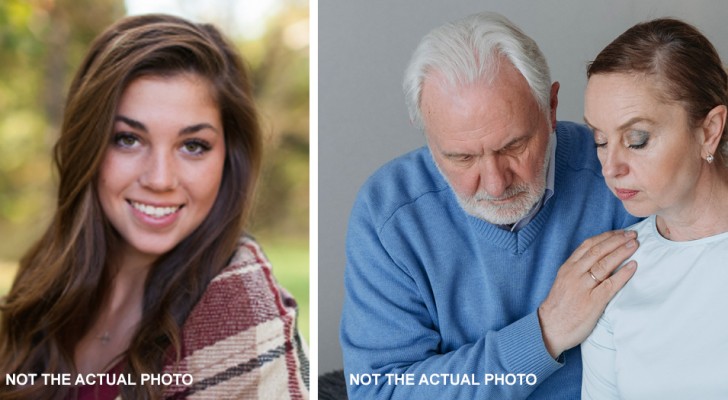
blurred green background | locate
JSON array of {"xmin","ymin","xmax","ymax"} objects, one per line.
[{"xmin": 0, "ymin": 0, "xmax": 309, "ymax": 340}]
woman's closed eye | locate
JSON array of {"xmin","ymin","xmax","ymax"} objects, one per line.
[
  {"xmin": 625, "ymin": 130, "xmax": 649, "ymax": 149},
  {"xmin": 593, "ymin": 131, "xmax": 649, "ymax": 150},
  {"xmin": 592, "ymin": 130, "xmax": 607, "ymax": 148}
]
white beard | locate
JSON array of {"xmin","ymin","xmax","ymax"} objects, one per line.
[
  {"xmin": 455, "ymin": 180, "xmax": 545, "ymax": 225},
  {"xmin": 434, "ymin": 140, "xmax": 550, "ymax": 225}
]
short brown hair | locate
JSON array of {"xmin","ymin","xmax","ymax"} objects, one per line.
[{"xmin": 588, "ymin": 18, "xmax": 728, "ymax": 162}]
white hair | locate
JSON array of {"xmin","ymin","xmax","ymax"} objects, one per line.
[{"xmin": 403, "ymin": 12, "xmax": 552, "ymax": 130}]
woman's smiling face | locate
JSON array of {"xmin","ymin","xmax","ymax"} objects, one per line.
[{"xmin": 97, "ymin": 73, "xmax": 226, "ymax": 264}]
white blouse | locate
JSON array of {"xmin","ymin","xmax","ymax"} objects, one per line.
[{"xmin": 581, "ymin": 215, "xmax": 728, "ymax": 400}]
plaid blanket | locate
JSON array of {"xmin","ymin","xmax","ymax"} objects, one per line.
[{"xmin": 163, "ymin": 236, "xmax": 310, "ymax": 399}]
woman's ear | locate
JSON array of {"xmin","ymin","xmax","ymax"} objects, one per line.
[{"xmin": 701, "ymin": 104, "xmax": 727, "ymax": 155}]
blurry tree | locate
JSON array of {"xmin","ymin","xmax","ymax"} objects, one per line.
[
  {"xmin": 243, "ymin": 4, "xmax": 309, "ymax": 238},
  {"xmin": 0, "ymin": 0, "xmax": 124, "ymax": 260}
]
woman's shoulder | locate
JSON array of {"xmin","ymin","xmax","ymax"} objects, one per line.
[
  {"xmin": 185, "ymin": 235, "xmax": 297, "ymax": 335},
  {"xmin": 221, "ymin": 235, "xmax": 275, "ymax": 276}
]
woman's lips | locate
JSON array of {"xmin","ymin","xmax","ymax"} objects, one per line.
[
  {"xmin": 614, "ymin": 188, "xmax": 639, "ymax": 201},
  {"xmin": 127, "ymin": 200, "xmax": 184, "ymax": 228},
  {"xmin": 129, "ymin": 200, "xmax": 182, "ymax": 218}
]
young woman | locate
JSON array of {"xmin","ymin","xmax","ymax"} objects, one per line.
[
  {"xmin": 582, "ymin": 18, "xmax": 728, "ymax": 398},
  {"xmin": 0, "ymin": 14, "xmax": 308, "ymax": 399}
]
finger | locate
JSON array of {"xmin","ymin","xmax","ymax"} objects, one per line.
[
  {"xmin": 593, "ymin": 260, "xmax": 637, "ymax": 302},
  {"xmin": 569, "ymin": 230, "xmax": 632, "ymax": 262},
  {"xmin": 588, "ymin": 237, "xmax": 639, "ymax": 280},
  {"xmin": 575, "ymin": 230, "xmax": 637, "ymax": 273},
  {"xmin": 587, "ymin": 269, "xmax": 603, "ymax": 285}
]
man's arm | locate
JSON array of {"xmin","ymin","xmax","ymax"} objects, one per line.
[
  {"xmin": 340, "ymin": 197, "xmax": 638, "ymax": 399},
  {"xmin": 340, "ymin": 200, "xmax": 560, "ymax": 399}
]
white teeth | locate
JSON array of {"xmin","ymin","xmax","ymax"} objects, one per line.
[{"xmin": 130, "ymin": 201, "xmax": 180, "ymax": 218}]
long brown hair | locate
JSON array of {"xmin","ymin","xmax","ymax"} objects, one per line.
[
  {"xmin": 0, "ymin": 14, "xmax": 262, "ymax": 399},
  {"xmin": 587, "ymin": 17, "xmax": 728, "ymax": 164}
]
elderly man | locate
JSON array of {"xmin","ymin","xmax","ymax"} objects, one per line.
[{"xmin": 340, "ymin": 12, "xmax": 641, "ymax": 399}]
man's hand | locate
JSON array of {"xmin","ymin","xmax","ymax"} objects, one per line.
[{"xmin": 538, "ymin": 230, "xmax": 638, "ymax": 359}]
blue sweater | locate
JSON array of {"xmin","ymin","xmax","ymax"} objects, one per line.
[{"xmin": 340, "ymin": 121, "xmax": 639, "ymax": 399}]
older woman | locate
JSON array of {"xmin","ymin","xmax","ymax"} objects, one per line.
[
  {"xmin": 0, "ymin": 14, "xmax": 308, "ymax": 399},
  {"xmin": 581, "ymin": 18, "xmax": 728, "ymax": 398}
]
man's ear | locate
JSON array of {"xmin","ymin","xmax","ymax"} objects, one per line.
[{"xmin": 549, "ymin": 81, "xmax": 560, "ymax": 131}]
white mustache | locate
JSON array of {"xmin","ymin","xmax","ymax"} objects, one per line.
[{"xmin": 473, "ymin": 185, "xmax": 528, "ymax": 202}]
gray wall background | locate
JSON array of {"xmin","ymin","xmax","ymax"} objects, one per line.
[{"xmin": 319, "ymin": 0, "xmax": 728, "ymax": 373}]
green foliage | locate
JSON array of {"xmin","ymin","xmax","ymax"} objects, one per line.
[
  {"xmin": 242, "ymin": 6, "xmax": 310, "ymax": 238},
  {"xmin": 0, "ymin": 261, "xmax": 16, "ymax": 295},
  {"xmin": 259, "ymin": 236, "xmax": 309, "ymax": 341}
]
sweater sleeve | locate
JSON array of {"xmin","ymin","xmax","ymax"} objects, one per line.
[
  {"xmin": 581, "ymin": 316, "xmax": 619, "ymax": 399},
  {"xmin": 340, "ymin": 195, "xmax": 563, "ymax": 399}
]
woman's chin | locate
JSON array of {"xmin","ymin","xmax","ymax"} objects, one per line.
[
  {"xmin": 623, "ymin": 204, "xmax": 653, "ymax": 219},
  {"xmin": 119, "ymin": 236, "xmax": 180, "ymax": 264}
]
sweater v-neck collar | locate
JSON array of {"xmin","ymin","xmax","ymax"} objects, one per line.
[{"xmin": 466, "ymin": 195, "xmax": 556, "ymax": 254}]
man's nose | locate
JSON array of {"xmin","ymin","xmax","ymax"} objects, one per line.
[{"xmin": 479, "ymin": 156, "xmax": 511, "ymax": 198}]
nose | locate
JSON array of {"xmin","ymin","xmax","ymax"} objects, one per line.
[
  {"xmin": 140, "ymin": 149, "xmax": 178, "ymax": 191},
  {"xmin": 479, "ymin": 156, "xmax": 512, "ymax": 198},
  {"xmin": 600, "ymin": 144, "xmax": 629, "ymax": 179}
]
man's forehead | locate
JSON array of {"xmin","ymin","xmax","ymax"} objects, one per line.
[
  {"xmin": 421, "ymin": 54, "xmax": 525, "ymax": 94},
  {"xmin": 423, "ymin": 73, "xmax": 538, "ymax": 125},
  {"xmin": 421, "ymin": 66, "xmax": 536, "ymax": 116}
]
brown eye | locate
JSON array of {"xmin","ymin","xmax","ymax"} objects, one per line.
[
  {"xmin": 113, "ymin": 133, "xmax": 140, "ymax": 148},
  {"xmin": 181, "ymin": 140, "xmax": 211, "ymax": 156}
]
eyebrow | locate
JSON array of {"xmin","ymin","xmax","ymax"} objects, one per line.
[
  {"xmin": 115, "ymin": 115, "xmax": 220, "ymax": 135},
  {"xmin": 440, "ymin": 132, "xmax": 532, "ymax": 158},
  {"xmin": 583, "ymin": 116, "xmax": 656, "ymax": 132}
]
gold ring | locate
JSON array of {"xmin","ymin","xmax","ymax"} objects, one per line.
[{"xmin": 589, "ymin": 270, "xmax": 603, "ymax": 284}]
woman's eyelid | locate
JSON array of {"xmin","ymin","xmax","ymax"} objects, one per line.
[
  {"xmin": 186, "ymin": 138, "xmax": 212, "ymax": 148},
  {"xmin": 590, "ymin": 125, "xmax": 649, "ymax": 149},
  {"xmin": 592, "ymin": 129, "xmax": 608, "ymax": 146},
  {"xmin": 625, "ymin": 129, "xmax": 650, "ymax": 147}
]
